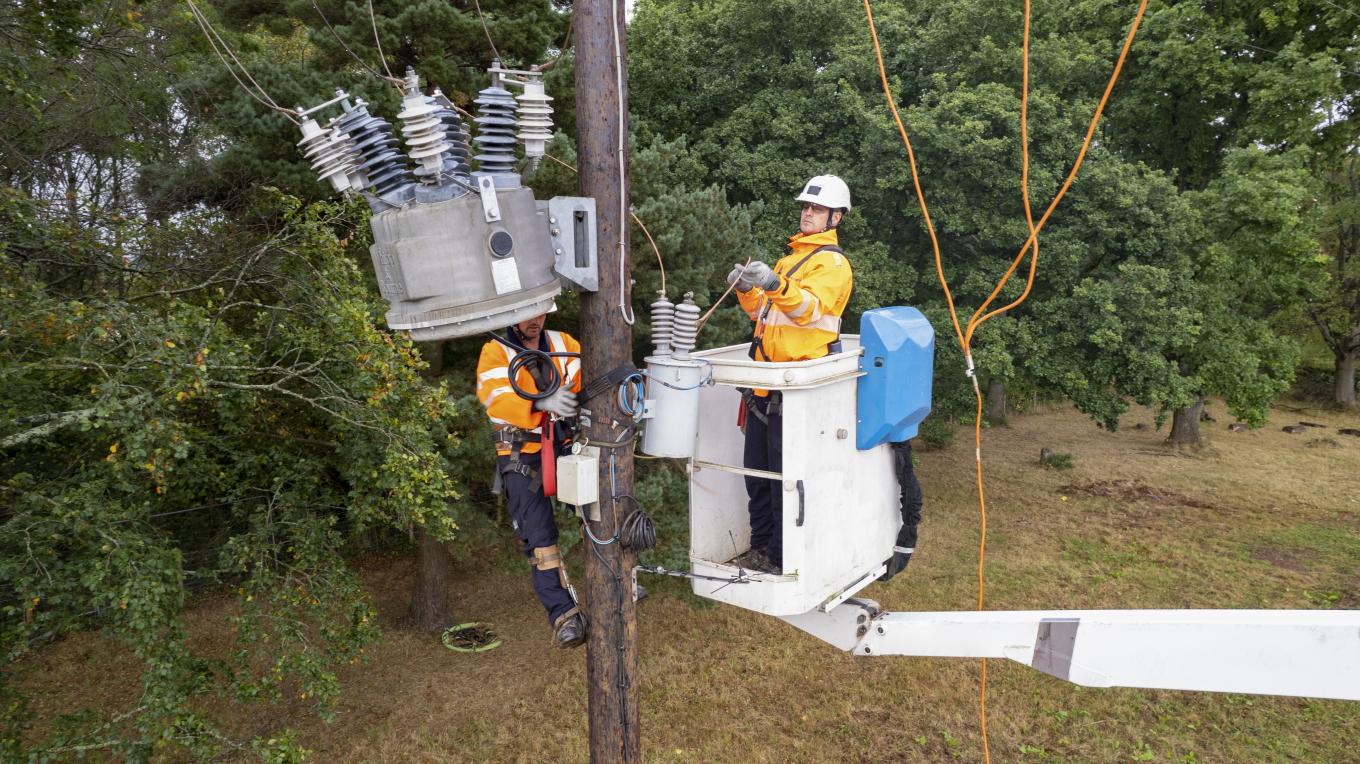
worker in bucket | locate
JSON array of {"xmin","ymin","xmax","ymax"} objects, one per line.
[
  {"xmin": 475, "ymin": 313, "xmax": 587, "ymax": 648},
  {"xmin": 726, "ymin": 175, "xmax": 855, "ymax": 573}
]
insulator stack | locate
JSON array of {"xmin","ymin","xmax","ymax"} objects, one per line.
[
  {"xmin": 398, "ymin": 87, "xmax": 450, "ymax": 184},
  {"xmin": 430, "ymin": 88, "xmax": 473, "ymax": 178},
  {"xmin": 515, "ymin": 77, "xmax": 554, "ymax": 163},
  {"xmin": 473, "ymin": 85, "xmax": 519, "ymax": 176},
  {"xmin": 334, "ymin": 97, "xmax": 411, "ymax": 199},
  {"xmin": 298, "ymin": 116, "xmax": 357, "ymax": 193},
  {"xmin": 670, "ymin": 293, "xmax": 701, "ymax": 359},
  {"xmin": 650, "ymin": 293, "xmax": 675, "ymax": 356}
]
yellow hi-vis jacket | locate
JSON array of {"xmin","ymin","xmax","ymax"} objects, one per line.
[
  {"xmin": 737, "ymin": 228, "xmax": 853, "ymax": 365},
  {"xmin": 475, "ymin": 329, "xmax": 582, "ymax": 455}
]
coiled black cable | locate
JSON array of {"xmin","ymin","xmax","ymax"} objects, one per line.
[
  {"xmin": 487, "ymin": 329, "xmax": 579, "ymax": 401},
  {"xmin": 619, "ymin": 497, "xmax": 657, "ymax": 551}
]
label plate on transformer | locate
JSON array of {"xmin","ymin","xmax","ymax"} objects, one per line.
[{"xmin": 490, "ymin": 257, "xmax": 522, "ymax": 295}]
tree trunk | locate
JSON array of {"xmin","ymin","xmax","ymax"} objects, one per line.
[
  {"xmin": 418, "ymin": 340, "xmax": 446, "ymax": 378},
  {"xmin": 403, "ymin": 526, "xmax": 452, "ymax": 633},
  {"xmin": 1168, "ymin": 394, "xmax": 1205, "ymax": 447},
  {"xmin": 1337, "ymin": 350, "xmax": 1358, "ymax": 409},
  {"xmin": 985, "ymin": 377, "xmax": 1007, "ymax": 425}
]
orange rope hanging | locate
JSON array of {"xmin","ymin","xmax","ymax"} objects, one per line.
[{"xmin": 861, "ymin": 1, "xmax": 1149, "ymax": 762}]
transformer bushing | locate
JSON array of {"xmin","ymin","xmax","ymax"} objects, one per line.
[
  {"xmin": 515, "ymin": 77, "xmax": 554, "ymax": 167},
  {"xmin": 367, "ymin": 185, "xmax": 561, "ymax": 340},
  {"xmin": 333, "ymin": 97, "xmax": 414, "ymax": 209},
  {"xmin": 650, "ymin": 293, "xmax": 675, "ymax": 356},
  {"xmin": 431, "ymin": 88, "xmax": 473, "ymax": 178},
  {"xmin": 670, "ymin": 293, "xmax": 701, "ymax": 359},
  {"xmin": 297, "ymin": 116, "xmax": 357, "ymax": 193},
  {"xmin": 473, "ymin": 85, "xmax": 519, "ymax": 182},
  {"xmin": 397, "ymin": 90, "xmax": 450, "ymax": 185}
]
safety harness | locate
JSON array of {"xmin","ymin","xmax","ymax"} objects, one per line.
[{"xmin": 492, "ymin": 329, "xmax": 561, "ymax": 494}]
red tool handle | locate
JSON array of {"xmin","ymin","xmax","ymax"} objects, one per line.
[{"xmin": 540, "ymin": 419, "xmax": 557, "ymax": 497}]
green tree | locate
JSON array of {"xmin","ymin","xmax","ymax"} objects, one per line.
[
  {"xmin": 146, "ymin": 0, "xmax": 572, "ymax": 213},
  {"xmin": 1312, "ymin": 154, "xmax": 1360, "ymax": 408},
  {"xmin": 630, "ymin": 0, "xmax": 1195, "ymax": 432},
  {"xmin": 1, "ymin": 192, "xmax": 467, "ymax": 758}
]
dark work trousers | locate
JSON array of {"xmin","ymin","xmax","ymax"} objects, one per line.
[
  {"xmin": 742, "ymin": 395, "xmax": 785, "ymax": 567},
  {"xmin": 499, "ymin": 452, "xmax": 575, "ymax": 625}
]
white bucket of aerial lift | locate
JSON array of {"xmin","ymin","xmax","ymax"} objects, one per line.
[
  {"xmin": 685, "ymin": 338, "xmax": 900, "ymax": 617},
  {"xmin": 639, "ymin": 355, "xmax": 709, "ymax": 458}
]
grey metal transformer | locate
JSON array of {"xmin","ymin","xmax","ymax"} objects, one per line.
[{"xmin": 295, "ymin": 64, "xmax": 595, "ymax": 341}]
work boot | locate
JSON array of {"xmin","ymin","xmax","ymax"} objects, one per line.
[
  {"xmin": 733, "ymin": 548, "xmax": 776, "ymax": 573},
  {"xmin": 552, "ymin": 610, "xmax": 586, "ymax": 649}
]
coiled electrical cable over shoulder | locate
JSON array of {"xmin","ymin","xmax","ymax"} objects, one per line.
[{"xmin": 486, "ymin": 330, "xmax": 580, "ymax": 401}]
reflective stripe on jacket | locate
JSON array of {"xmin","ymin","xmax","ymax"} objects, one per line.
[
  {"xmin": 736, "ymin": 228, "xmax": 853, "ymax": 364},
  {"xmin": 475, "ymin": 329, "xmax": 582, "ymax": 455}
]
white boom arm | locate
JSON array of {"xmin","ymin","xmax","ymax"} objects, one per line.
[{"xmin": 780, "ymin": 601, "xmax": 1360, "ymax": 701}]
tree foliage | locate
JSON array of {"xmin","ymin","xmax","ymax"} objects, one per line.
[
  {"xmin": 1, "ymin": 190, "xmax": 468, "ymax": 757},
  {"xmin": 630, "ymin": 0, "xmax": 1332, "ymax": 438}
]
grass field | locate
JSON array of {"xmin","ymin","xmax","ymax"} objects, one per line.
[{"xmin": 14, "ymin": 400, "xmax": 1360, "ymax": 762}]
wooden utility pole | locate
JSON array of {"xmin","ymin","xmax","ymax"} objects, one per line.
[{"xmin": 575, "ymin": 0, "xmax": 640, "ymax": 761}]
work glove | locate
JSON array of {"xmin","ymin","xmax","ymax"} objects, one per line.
[
  {"xmin": 726, "ymin": 263, "xmax": 754, "ymax": 292},
  {"xmin": 728, "ymin": 261, "xmax": 781, "ymax": 292},
  {"xmin": 533, "ymin": 388, "xmax": 578, "ymax": 418},
  {"xmin": 737, "ymin": 261, "xmax": 781, "ymax": 292}
]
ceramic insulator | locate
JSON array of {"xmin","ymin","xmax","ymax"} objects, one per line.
[
  {"xmin": 650, "ymin": 293, "xmax": 675, "ymax": 356},
  {"xmin": 472, "ymin": 85, "xmax": 518, "ymax": 176},
  {"xmin": 398, "ymin": 92, "xmax": 450, "ymax": 184},
  {"xmin": 297, "ymin": 116, "xmax": 357, "ymax": 193},
  {"xmin": 670, "ymin": 292, "xmax": 701, "ymax": 359},
  {"xmin": 515, "ymin": 78, "xmax": 554, "ymax": 161},
  {"xmin": 334, "ymin": 97, "xmax": 412, "ymax": 198}
]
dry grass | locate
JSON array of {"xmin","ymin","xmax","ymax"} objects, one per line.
[{"xmin": 13, "ymin": 400, "xmax": 1360, "ymax": 763}]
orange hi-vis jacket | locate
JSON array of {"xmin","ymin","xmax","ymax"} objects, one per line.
[
  {"xmin": 737, "ymin": 228, "xmax": 853, "ymax": 366},
  {"xmin": 476, "ymin": 329, "xmax": 582, "ymax": 456}
]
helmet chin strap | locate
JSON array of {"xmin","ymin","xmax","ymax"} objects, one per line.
[{"xmin": 821, "ymin": 210, "xmax": 843, "ymax": 233}]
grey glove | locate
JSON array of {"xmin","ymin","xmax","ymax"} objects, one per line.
[
  {"xmin": 739, "ymin": 261, "xmax": 781, "ymax": 291},
  {"xmin": 727, "ymin": 263, "xmax": 756, "ymax": 292},
  {"xmin": 533, "ymin": 388, "xmax": 578, "ymax": 418}
]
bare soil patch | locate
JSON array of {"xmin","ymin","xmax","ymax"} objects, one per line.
[{"xmin": 1058, "ymin": 479, "xmax": 1219, "ymax": 509}]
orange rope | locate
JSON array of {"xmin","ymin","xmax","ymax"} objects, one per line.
[
  {"xmin": 861, "ymin": 1, "xmax": 1149, "ymax": 761},
  {"xmin": 964, "ymin": 0, "xmax": 1149, "ymax": 347},
  {"xmin": 861, "ymin": 0, "xmax": 965, "ymax": 353}
]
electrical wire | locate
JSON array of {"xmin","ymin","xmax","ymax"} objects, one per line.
[
  {"xmin": 307, "ymin": 0, "xmax": 403, "ymax": 87},
  {"xmin": 695, "ymin": 255, "xmax": 751, "ymax": 333},
  {"xmin": 487, "ymin": 329, "xmax": 581, "ymax": 400},
  {"xmin": 185, "ymin": 0, "xmax": 300, "ymax": 124},
  {"xmin": 367, "ymin": 0, "xmax": 396, "ymax": 80},
  {"xmin": 617, "ymin": 372, "xmax": 646, "ymax": 418},
  {"xmin": 610, "ymin": 0, "xmax": 634, "ymax": 325},
  {"xmin": 533, "ymin": 10, "xmax": 574, "ymax": 73},
  {"xmin": 472, "ymin": 0, "xmax": 502, "ymax": 62},
  {"xmin": 619, "ymin": 502, "xmax": 657, "ymax": 551},
  {"xmin": 861, "ymin": 1, "xmax": 1149, "ymax": 761}
]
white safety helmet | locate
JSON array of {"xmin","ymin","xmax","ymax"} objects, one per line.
[{"xmin": 796, "ymin": 174, "xmax": 852, "ymax": 211}]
